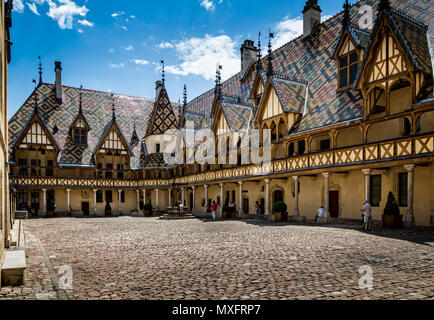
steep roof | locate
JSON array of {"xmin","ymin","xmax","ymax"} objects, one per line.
[{"xmin": 145, "ymin": 87, "xmax": 179, "ymax": 137}]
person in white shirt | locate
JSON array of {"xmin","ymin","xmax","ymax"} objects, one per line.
[
  {"xmin": 360, "ymin": 200, "xmax": 372, "ymax": 231},
  {"xmin": 315, "ymin": 206, "xmax": 325, "ymax": 221}
]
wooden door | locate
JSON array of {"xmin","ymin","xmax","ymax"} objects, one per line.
[
  {"xmin": 329, "ymin": 191, "xmax": 339, "ymax": 218},
  {"xmin": 82, "ymin": 202, "xmax": 90, "ymax": 216},
  {"xmin": 243, "ymin": 198, "xmax": 249, "ymax": 214},
  {"xmin": 260, "ymin": 198, "xmax": 265, "ymax": 214}
]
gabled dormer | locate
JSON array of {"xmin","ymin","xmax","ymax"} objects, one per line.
[
  {"xmin": 130, "ymin": 123, "xmax": 139, "ymax": 148},
  {"xmin": 355, "ymin": 0, "xmax": 432, "ymax": 119},
  {"xmin": 69, "ymin": 87, "xmax": 90, "ymax": 146},
  {"xmin": 331, "ymin": 1, "xmax": 368, "ymax": 91},
  {"xmin": 250, "ymin": 68, "xmax": 267, "ymax": 107},
  {"xmin": 94, "ymin": 115, "xmax": 131, "ymax": 158}
]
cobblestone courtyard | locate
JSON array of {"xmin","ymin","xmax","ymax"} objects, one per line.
[{"xmin": 1, "ymin": 217, "xmax": 433, "ymax": 300}]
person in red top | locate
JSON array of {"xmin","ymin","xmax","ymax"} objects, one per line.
[{"xmin": 211, "ymin": 201, "xmax": 218, "ymax": 221}]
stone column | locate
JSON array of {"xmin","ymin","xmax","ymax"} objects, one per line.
[
  {"xmin": 66, "ymin": 189, "xmax": 71, "ymax": 213},
  {"xmin": 155, "ymin": 189, "xmax": 159, "ymax": 210},
  {"xmin": 136, "ymin": 190, "xmax": 140, "ymax": 213},
  {"xmin": 143, "ymin": 190, "xmax": 146, "ymax": 205},
  {"xmin": 42, "ymin": 189, "xmax": 47, "ymax": 216},
  {"xmin": 264, "ymin": 179, "xmax": 271, "ymax": 216},
  {"xmin": 93, "ymin": 189, "xmax": 98, "ymax": 214},
  {"xmin": 404, "ymin": 165, "xmax": 415, "ymax": 226},
  {"xmin": 361, "ymin": 169, "xmax": 371, "ymax": 202},
  {"xmin": 204, "ymin": 185, "xmax": 208, "ymax": 213},
  {"xmin": 219, "ymin": 183, "xmax": 224, "ymax": 215},
  {"xmin": 292, "ymin": 176, "xmax": 299, "ymax": 216},
  {"xmin": 322, "ymin": 173, "xmax": 330, "ymax": 218},
  {"xmin": 238, "ymin": 181, "xmax": 243, "ymax": 217},
  {"xmin": 118, "ymin": 190, "xmax": 122, "ymax": 215},
  {"xmin": 182, "ymin": 187, "xmax": 185, "ymax": 206},
  {"xmin": 168, "ymin": 188, "xmax": 173, "ymax": 208},
  {"xmin": 192, "ymin": 186, "xmax": 196, "ymax": 213}
]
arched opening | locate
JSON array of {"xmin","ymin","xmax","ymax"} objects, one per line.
[
  {"xmin": 288, "ymin": 142, "xmax": 295, "ymax": 157},
  {"xmin": 390, "ymin": 79, "xmax": 412, "ymax": 114},
  {"xmin": 278, "ymin": 118, "xmax": 286, "ymax": 140},
  {"xmin": 274, "ymin": 144, "xmax": 286, "ymax": 159},
  {"xmin": 336, "ymin": 127, "xmax": 363, "ymax": 148},
  {"xmin": 311, "ymin": 134, "xmax": 331, "ymax": 152},
  {"xmin": 270, "ymin": 121, "xmax": 277, "ymax": 143},
  {"xmin": 416, "ymin": 110, "xmax": 434, "ymax": 134},
  {"xmin": 273, "ymin": 189, "xmax": 284, "ymax": 205}
]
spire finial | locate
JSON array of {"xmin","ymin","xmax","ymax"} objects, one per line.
[
  {"xmin": 257, "ymin": 31, "xmax": 262, "ymax": 62},
  {"xmin": 160, "ymin": 60, "xmax": 165, "ymax": 87},
  {"xmin": 79, "ymin": 85, "xmax": 83, "ymax": 114},
  {"xmin": 379, "ymin": 0, "xmax": 390, "ymax": 11},
  {"xmin": 183, "ymin": 84, "xmax": 187, "ymax": 106},
  {"xmin": 343, "ymin": 0, "xmax": 351, "ymax": 26},
  {"xmin": 33, "ymin": 79, "xmax": 39, "ymax": 112},
  {"xmin": 215, "ymin": 64, "xmax": 222, "ymax": 98},
  {"xmin": 111, "ymin": 93, "xmax": 116, "ymax": 121},
  {"xmin": 267, "ymin": 30, "xmax": 274, "ymax": 76},
  {"xmin": 38, "ymin": 56, "xmax": 43, "ymax": 85}
]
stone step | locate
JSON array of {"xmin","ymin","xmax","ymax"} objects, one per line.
[
  {"xmin": 14, "ymin": 210, "xmax": 28, "ymax": 220},
  {"xmin": 1, "ymin": 250, "xmax": 26, "ymax": 286},
  {"xmin": 159, "ymin": 214, "xmax": 196, "ymax": 220}
]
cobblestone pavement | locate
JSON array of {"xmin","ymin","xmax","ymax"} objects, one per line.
[{"xmin": 1, "ymin": 217, "xmax": 433, "ymax": 300}]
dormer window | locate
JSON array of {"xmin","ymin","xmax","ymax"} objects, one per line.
[
  {"xmin": 339, "ymin": 50, "xmax": 358, "ymax": 88},
  {"xmin": 71, "ymin": 119, "xmax": 88, "ymax": 145}
]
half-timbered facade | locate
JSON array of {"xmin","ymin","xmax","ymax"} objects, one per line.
[{"xmin": 8, "ymin": 0, "xmax": 434, "ymax": 227}]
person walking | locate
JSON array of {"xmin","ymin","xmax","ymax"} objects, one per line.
[
  {"xmin": 315, "ymin": 206, "xmax": 325, "ymax": 221},
  {"xmin": 211, "ymin": 201, "xmax": 218, "ymax": 221},
  {"xmin": 360, "ymin": 200, "xmax": 372, "ymax": 231},
  {"xmin": 178, "ymin": 200, "xmax": 184, "ymax": 215}
]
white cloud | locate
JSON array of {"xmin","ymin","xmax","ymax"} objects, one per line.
[
  {"xmin": 157, "ymin": 42, "xmax": 174, "ymax": 49},
  {"xmin": 46, "ymin": 0, "xmax": 89, "ymax": 30},
  {"xmin": 108, "ymin": 48, "xmax": 115, "ymax": 54},
  {"xmin": 26, "ymin": 2, "xmax": 40, "ymax": 15},
  {"xmin": 164, "ymin": 34, "xmax": 239, "ymax": 81},
  {"xmin": 130, "ymin": 15, "xmax": 136, "ymax": 19},
  {"xmin": 77, "ymin": 28, "xmax": 83, "ymax": 33},
  {"xmin": 199, "ymin": 0, "xmax": 223, "ymax": 12},
  {"xmin": 77, "ymin": 19, "xmax": 94, "ymax": 27},
  {"xmin": 121, "ymin": 25, "xmax": 128, "ymax": 31},
  {"xmin": 272, "ymin": 14, "xmax": 332, "ymax": 49},
  {"xmin": 13, "ymin": 0, "xmax": 24, "ymax": 13},
  {"xmin": 124, "ymin": 45, "xmax": 134, "ymax": 51},
  {"xmin": 108, "ymin": 62, "xmax": 125, "ymax": 69},
  {"xmin": 132, "ymin": 59, "xmax": 149, "ymax": 66},
  {"xmin": 111, "ymin": 11, "xmax": 125, "ymax": 18}
]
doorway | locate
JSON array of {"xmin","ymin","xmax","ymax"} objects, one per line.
[
  {"xmin": 329, "ymin": 190, "xmax": 339, "ymax": 218},
  {"xmin": 260, "ymin": 198, "xmax": 265, "ymax": 215},
  {"xmin": 190, "ymin": 192, "xmax": 194, "ymax": 211},
  {"xmin": 243, "ymin": 198, "xmax": 249, "ymax": 214},
  {"xmin": 82, "ymin": 202, "xmax": 90, "ymax": 216},
  {"xmin": 273, "ymin": 189, "xmax": 284, "ymax": 204}
]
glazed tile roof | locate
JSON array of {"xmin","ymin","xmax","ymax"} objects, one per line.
[
  {"xmin": 220, "ymin": 101, "xmax": 254, "ymax": 131},
  {"xmin": 140, "ymin": 153, "xmax": 171, "ymax": 169},
  {"xmin": 270, "ymin": 76, "xmax": 308, "ymax": 114},
  {"xmin": 145, "ymin": 87, "xmax": 179, "ymax": 137}
]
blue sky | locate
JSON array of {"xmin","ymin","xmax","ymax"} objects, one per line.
[{"xmin": 9, "ymin": 0, "xmax": 345, "ymax": 118}]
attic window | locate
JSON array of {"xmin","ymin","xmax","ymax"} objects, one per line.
[
  {"xmin": 72, "ymin": 119, "xmax": 88, "ymax": 145},
  {"xmin": 339, "ymin": 50, "xmax": 358, "ymax": 88}
]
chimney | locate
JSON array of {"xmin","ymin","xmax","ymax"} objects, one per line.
[
  {"xmin": 54, "ymin": 61, "xmax": 62, "ymax": 103},
  {"xmin": 155, "ymin": 80, "xmax": 163, "ymax": 99},
  {"xmin": 303, "ymin": 0, "xmax": 322, "ymax": 39},
  {"xmin": 240, "ymin": 40, "xmax": 258, "ymax": 78}
]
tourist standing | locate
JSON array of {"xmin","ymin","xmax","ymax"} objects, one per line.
[
  {"xmin": 211, "ymin": 201, "xmax": 218, "ymax": 221},
  {"xmin": 360, "ymin": 200, "xmax": 372, "ymax": 232}
]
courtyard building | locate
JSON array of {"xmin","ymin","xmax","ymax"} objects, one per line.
[{"xmin": 7, "ymin": 0, "xmax": 434, "ymax": 227}]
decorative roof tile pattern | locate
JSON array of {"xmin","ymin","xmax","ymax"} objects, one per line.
[
  {"xmin": 145, "ymin": 87, "xmax": 179, "ymax": 137},
  {"xmin": 9, "ymin": 84, "xmax": 155, "ymax": 167},
  {"xmin": 221, "ymin": 102, "xmax": 253, "ymax": 131},
  {"xmin": 140, "ymin": 153, "xmax": 170, "ymax": 169},
  {"xmin": 271, "ymin": 76, "xmax": 308, "ymax": 114}
]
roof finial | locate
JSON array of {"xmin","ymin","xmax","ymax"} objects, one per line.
[
  {"xmin": 38, "ymin": 56, "xmax": 43, "ymax": 85},
  {"xmin": 160, "ymin": 60, "xmax": 165, "ymax": 87},
  {"xmin": 379, "ymin": 0, "xmax": 390, "ymax": 11},
  {"xmin": 257, "ymin": 31, "xmax": 262, "ymax": 62},
  {"xmin": 215, "ymin": 64, "xmax": 222, "ymax": 98},
  {"xmin": 33, "ymin": 79, "xmax": 39, "ymax": 113},
  {"xmin": 183, "ymin": 84, "xmax": 187, "ymax": 106},
  {"xmin": 343, "ymin": 0, "xmax": 351, "ymax": 26},
  {"xmin": 267, "ymin": 30, "xmax": 274, "ymax": 76},
  {"xmin": 111, "ymin": 93, "xmax": 116, "ymax": 121},
  {"xmin": 79, "ymin": 85, "xmax": 83, "ymax": 114}
]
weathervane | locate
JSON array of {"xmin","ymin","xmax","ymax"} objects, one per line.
[
  {"xmin": 267, "ymin": 30, "xmax": 274, "ymax": 76},
  {"xmin": 257, "ymin": 31, "xmax": 262, "ymax": 62},
  {"xmin": 38, "ymin": 56, "xmax": 43, "ymax": 85},
  {"xmin": 111, "ymin": 93, "xmax": 116, "ymax": 120},
  {"xmin": 161, "ymin": 60, "xmax": 165, "ymax": 87}
]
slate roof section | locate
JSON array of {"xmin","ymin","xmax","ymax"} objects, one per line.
[
  {"xmin": 145, "ymin": 87, "xmax": 179, "ymax": 137},
  {"xmin": 140, "ymin": 153, "xmax": 171, "ymax": 169},
  {"xmin": 271, "ymin": 76, "xmax": 308, "ymax": 114},
  {"xmin": 220, "ymin": 102, "xmax": 253, "ymax": 131}
]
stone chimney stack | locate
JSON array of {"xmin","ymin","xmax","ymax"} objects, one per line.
[
  {"xmin": 240, "ymin": 40, "xmax": 258, "ymax": 78},
  {"xmin": 54, "ymin": 61, "xmax": 62, "ymax": 103},
  {"xmin": 155, "ymin": 80, "xmax": 163, "ymax": 99},
  {"xmin": 303, "ymin": 0, "xmax": 322, "ymax": 39}
]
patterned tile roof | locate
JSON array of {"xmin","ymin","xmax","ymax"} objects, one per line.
[
  {"xmin": 145, "ymin": 87, "xmax": 179, "ymax": 137},
  {"xmin": 140, "ymin": 153, "xmax": 170, "ymax": 169},
  {"xmin": 220, "ymin": 102, "xmax": 253, "ymax": 131},
  {"xmin": 271, "ymin": 76, "xmax": 308, "ymax": 114}
]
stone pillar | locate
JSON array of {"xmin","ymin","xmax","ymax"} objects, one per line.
[
  {"xmin": 404, "ymin": 165, "xmax": 415, "ymax": 226},
  {"xmin": 292, "ymin": 176, "xmax": 299, "ymax": 216},
  {"xmin": 93, "ymin": 189, "xmax": 98, "ymax": 214},
  {"xmin": 204, "ymin": 185, "xmax": 208, "ymax": 213},
  {"xmin": 42, "ymin": 189, "xmax": 47, "ymax": 216},
  {"xmin": 168, "ymin": 188, "xmax": 173, "ymax": 208},
  {"xmin": 238, "ymin": 181, "xmax": 243, "ymax": 217},
  {"xmin": 182, "ymin": 187, "xmax": 185, "ymax": 206},
  {"xmin": 155, "ymin": 189, "xmax": 159, "ymax": 210},
  {"xmin": 192, "ymin": 186, "xmax": 196, "ymax": 213},
  {"xmin": 361, "ymin": 169, "xmax": 371, "ymax": 202},
  {"xmin": 264, "ymin": 179, "xmax": 270, "ymax": 216},
  {"xmin": 322, "ymin": 173, "xmax": 330, "ymax": 218},
  {"xmin": 118, "ymin": 190, "xmax": 122, "ymax": 215},
  {"xmin": 143, "ymin": 190, "xmax": 146, "ymax": 205},
  {"xmin": 136, "ymin": 190, "xmax": 140, "ymax": 213},
  {"xmin": 219, "ymin": 183, "xmax": 224, "ymax": 215},
  {"xmin": 66, "ymin": 189, "xmax": 71, "ymax": 213}
]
